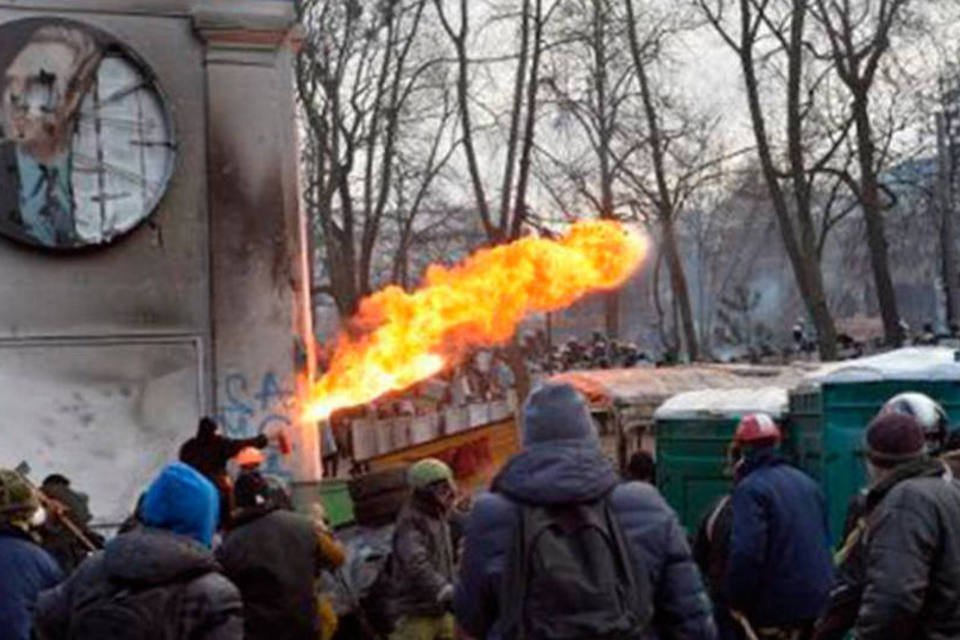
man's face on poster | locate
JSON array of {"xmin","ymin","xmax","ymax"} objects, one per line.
[{"xmin": 1, "ymin": 27, "xmax": 100, "ymax": 163}]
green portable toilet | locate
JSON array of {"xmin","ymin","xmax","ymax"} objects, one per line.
[
  {"xmin": 654, "ymin": 387, "xmax": 789, "ymax": 532},
  {"xmin": 789, "ymin": 347, "xmax": 960, "ymax": 541}
]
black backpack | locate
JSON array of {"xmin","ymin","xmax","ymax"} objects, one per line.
[
  {"xmin": 500, "ymin": 496, "xmax": 653, "ymax": 640},
  {"xmin": 67, "ymin": 579, "xmax": 188, "ymax": 640}
]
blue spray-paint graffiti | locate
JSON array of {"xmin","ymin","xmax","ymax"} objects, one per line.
[{"xmin": 215, "ymin": 371, "xmax": 294, "ymax": 479}]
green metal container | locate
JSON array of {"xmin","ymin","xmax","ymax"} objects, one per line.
[
  {"xmin": 655, "ymin": 417, "xmax": 738, "ymax": 533},
  {"xmin": 654, "ymin": 387, "xmax": 790, "ymax": 533},
  {"xmin": 318, "ymin": 479, "xmax": 355, "ymax": 528},
  {"xmin": 789, "ymin": 378, "xmax": 960, "ymax": 541}
]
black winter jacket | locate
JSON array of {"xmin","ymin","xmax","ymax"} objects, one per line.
[
  {"xmin": 179, "ymin": 433, "xmax": 268, "ymax": 479},
  {"xmin": 391, "ymin": 491, "xmax": 455, "ymax": 618},
  {"xmin": 813, "ymin": 459, "xmax": 931, "ymax": 640},
  {"xmin": 217, "ymin": 507, "xmax": 323, "ymax": 640},
  {"xmin": 33, "ymin": 527, "xmax": 242, "ymax": 640},
  {"xmin": 855, "ymin": 460, "xmax": 960, "ymax": 640},
  {"xmin": 692, "ymin": 496, "xmax": 738, "ymax": 640},
  {"xmin": 39, "ymin": 482, "xmax": 104, "ymax": 574}
]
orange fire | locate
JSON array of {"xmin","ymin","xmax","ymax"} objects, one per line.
[{"xmin": 304, "ymin": 220, "xmax": 648, "ymax": 421}]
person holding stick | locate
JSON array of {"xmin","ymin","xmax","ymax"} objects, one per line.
[{"xmin": 37, "ymin": 474, "xmax": 103, "ymax": 574}]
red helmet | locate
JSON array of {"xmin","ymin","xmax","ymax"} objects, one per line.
[{"xmin": 733, "ymin": 413, "xmax": 782, "ymax": 446}]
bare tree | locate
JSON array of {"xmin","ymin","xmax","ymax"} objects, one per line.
[
  {"xmin": 810, "ymin": 0, "xmax": 919, "ymax": 346},
  {"xmin": 433, "ymin": 0, "xmax": 561, "ymax": 397},
  {"xmin": 535, "ymin": 0, "xmax": 732, "ymax": 356},
  {"xmin": 540, "ymin": 0, "xmax": 635, "ymax": 338},
  {"xmin": 698, "ymin": 0, "xmax": 843, "ymax": 359},
  {"xmin": 937, "ymin": 83, "xmax": 960, "ymax": 325},
  {"xmin": 434, "ymin": 0, "xmax": 557, "ymax": 243},
  {"xmin": 387, "ymin": 90, "xmax": 461, "ymax": 286},
  {"xmin": 296, "ymin": 0, "xmax": 456, "ymax": 317},
  {"xmin": 622, "ymin": 0, "xmax": 718, "ymax": 360},
  {"xmin": 684, "ymin": 167, "xmax": 776, "ymax": 354}
]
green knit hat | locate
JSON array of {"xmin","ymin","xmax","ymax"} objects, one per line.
[
  {"xmin": 0, "ymin": 469, "xmax": 38, "ymax": 523},
  {"xmin": 408, "ymin": 458, "xmax": 454, "ymax": 490}
]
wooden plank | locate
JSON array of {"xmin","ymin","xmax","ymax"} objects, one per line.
[
  {"xmin": 369, "ymin": 418, "xmax": 520, "ymax": 491},
  {"xmin": 370, "ymin": 418, "xmax": 517, "ymax": 466}
]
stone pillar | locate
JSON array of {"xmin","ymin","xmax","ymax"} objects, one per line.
[{"xmin": 193, "ymin": 1, "xmax": 320, "ymax": 497}]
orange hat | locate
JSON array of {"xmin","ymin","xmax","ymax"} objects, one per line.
[{"xmin": 235, "ymin": 446, "xmax": 265, "ymax": 468}]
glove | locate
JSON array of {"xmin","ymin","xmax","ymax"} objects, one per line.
[
  {"xmin": 436, "ymin": 584, "xmax": 454, "ymax": 607},
  {"xmin": 263, "ymin": 424, "xmax": 292, "ymax": 455}
]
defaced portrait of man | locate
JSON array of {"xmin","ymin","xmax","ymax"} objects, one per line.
[{"xmin": 0, "ymin": 23, "xmax": 102, "ymax": 248}]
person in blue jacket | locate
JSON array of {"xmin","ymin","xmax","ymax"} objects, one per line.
[
  {"xmin": 454, "ymin": 382, "xmax": 716, "ymax": 639},
  {"xmin": 0, "ymin": 468, "xmax": 63, "ymax": 640},
  {"xmin": 33, "ymin": 462, "xmax": 243, "ymax": 640},
  {"xmin": 726, "ymin": 414, "xmax": 833, "ymax": 637}
]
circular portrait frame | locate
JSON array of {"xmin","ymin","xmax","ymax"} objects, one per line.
[{"xmin": 0, "ymin": 17, "xmax": 177, "ymax": 251}]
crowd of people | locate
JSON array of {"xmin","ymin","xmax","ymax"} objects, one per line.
[{"xmin": 4, "ymin": 383, "xmax": 960, "ymax": 639}]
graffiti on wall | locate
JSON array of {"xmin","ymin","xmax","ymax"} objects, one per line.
[
  {"xmin": 0, "ymin": 18, "xmax": 176, "ymax": 249},
  {"xmin": 215, "ymin": 371, "xmax": 294, "ymax": 478}
]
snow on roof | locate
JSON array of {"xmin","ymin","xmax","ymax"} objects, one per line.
[
  {"xmin": 551, "ymin": 367, "xmax": 747, "ymax": 408},
  {"xmin": 804, "ymin": 347, "xmax": 960, "ymax": 385},
  {"xmin": 551, "ymin": 364, "xmax": 809, "ymax": 408},
  {"xmin": 653, "ymin": 387, "xmax": 789, "ymax": 421}
]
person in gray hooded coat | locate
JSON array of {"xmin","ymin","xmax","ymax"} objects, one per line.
[{"xmin": 454, "ymin": 383, "xmax": 716, "ymax": 640}]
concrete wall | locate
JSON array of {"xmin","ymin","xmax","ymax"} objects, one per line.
[
  {"xmin": 0, "ymin": 0, "xmax": 315, "ymax": 523},
  {"xmin": 195, "ymin": 1, "xmax": 319, "ymax": 492}
]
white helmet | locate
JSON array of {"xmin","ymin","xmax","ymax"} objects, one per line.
[{"xmin": 880, "ymin": 392, "xmax": 949, "ymax": 447}]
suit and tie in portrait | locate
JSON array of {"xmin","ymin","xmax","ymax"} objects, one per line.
[{"xmin": 0, "ymin": 24, "xmax": 101, "ymax": 248}]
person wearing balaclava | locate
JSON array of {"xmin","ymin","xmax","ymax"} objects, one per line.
[
  {"xmin": 0, "ymin": 468, "xmax": 62, "ymax": 640},
  {"xmin": 388, "ymin": 458, "xmax": 458, "ymax": 640},
  {"xmin": 454, "ymin": 383, "xmax": 716, "ymax": 640},
  {"xmin": 33, "ymin": 462, "xmax": 242, "ymax": 640}
]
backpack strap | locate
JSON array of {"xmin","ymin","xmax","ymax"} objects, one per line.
[
  {"xmin": 602, "ymin": 495, "xmax": 652, "ymax": 627},
  {"xmin": 705, "ymin": 495, "xmax": 732, "ymax": 545},
  {"xmin": 499, "ymin": 501, "xmax": 530, "ymax": 640}
]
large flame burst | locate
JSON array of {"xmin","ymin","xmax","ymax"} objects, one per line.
[{"xmin": 304, "ymin": 220, "xmax": 648, "ymax": 421}]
